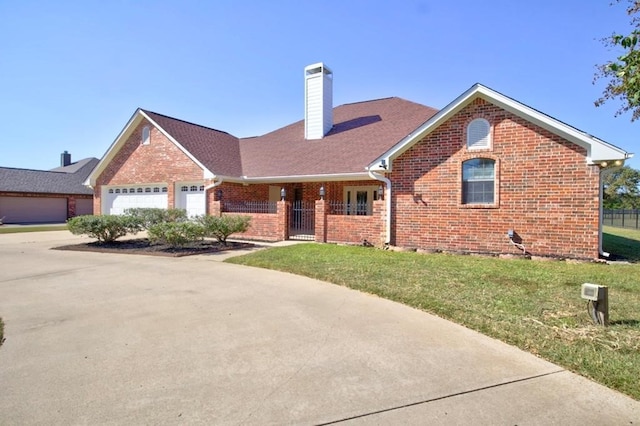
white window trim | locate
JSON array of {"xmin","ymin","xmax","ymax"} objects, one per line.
[{"xmin": 343, "ymin": 185, "xmax": 379, "ymax": 216}]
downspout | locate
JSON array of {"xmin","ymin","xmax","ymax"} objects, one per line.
[
  {"xmin": 368, "ymin": 169, "xmax": 391, "ymax": 245},
  {"xmin": 204, "ymin": 178, "xmax": 224, "ymax": 215},
  {"xmin": 599, "ymin": 168, "xmax": 608, "ymax": 258}
]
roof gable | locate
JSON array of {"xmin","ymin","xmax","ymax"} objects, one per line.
[
  {"xmin": 369, "ymin": 84, "xmax": 632, "ymax": 171},
  {"xmin": 86, "ymin": 109, "xmax": 241, "ymax": 186}
]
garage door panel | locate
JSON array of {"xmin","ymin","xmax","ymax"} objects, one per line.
[
  {"xmin": 104, "ymin": 186, "xmax": 168, "ymax": 215},
  {"xmin": 76, "ymin": 198, "xmax": 94, "ymax": 216},
  {"xmin": 176, "ymin": 184, "xmax": 205, "ymax": 218},
  {"xmin": 0, "ymin": 196, "xmax": 67, "ymax": 223}
]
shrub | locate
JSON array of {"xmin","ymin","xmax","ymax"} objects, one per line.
[
  {"xmin": 198, "ymin": 215, "xmax": 251, "ymax": 245},
  {"xmin": 67, "ymin": 215, "xmax": 143, "ymax": 243},
  {"xmin": 147, "ymin": 222, "xmax": 205, "ymax": 247},
  {"xmin": 124, "ymin": 208, "xmax": 187, "ymax": 229}
]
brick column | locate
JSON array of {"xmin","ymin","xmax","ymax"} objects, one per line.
[
  {"xmin": 315, "ymin": 199, "xmax": 327, "ymax": 243},
  {"xmin": 67, "ymin": 196, "xmax": 76, "ymax": 219},
  {"xmin": 209, "ymin": 200, "xmax": 222, "ymax": 217},
  {"xmin": 276, "ymin": 201, "xmax": 290, "ymax": 241},
  {"xmin": 373, "ymin": 199, "xmax": 386, "ymax": 247}
]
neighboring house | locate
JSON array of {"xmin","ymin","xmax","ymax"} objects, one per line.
[
  {"xmin": 0, "ymin": 152, "xmax": 98, "ymax": 223},
  {"xmin": 86, "ymin": 63, "xmax": 633, "ymax": 259}
]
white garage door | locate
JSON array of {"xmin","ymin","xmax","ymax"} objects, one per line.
[
  {"xmin": 0, "ymin": 196, "xmax": 67, "ymax": 223},
  {"xmin": 103, "ymin": 186, "xmax": 168, "ymax": 215},
  {"xmin": 176, "ymin": 184, "xmax": 205, "ymax": 218}
]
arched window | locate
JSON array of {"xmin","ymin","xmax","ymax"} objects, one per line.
[
  {"xmin": 462, "ymin": 158, "xmax": 495, "ymax": 204},
  {"xmin": 467, "ymin": 118, "xmax": 491, "ymax": 150},
  {"xmin": 142, "ymin": 126, "xmax": 150, "ymax": 145}
]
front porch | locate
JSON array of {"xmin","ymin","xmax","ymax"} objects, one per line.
[{"xmin": 206, "ymin": 181, "xmax": 386, "ymax": 245}]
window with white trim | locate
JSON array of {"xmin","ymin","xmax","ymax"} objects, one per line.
[
  {"xmin": 343, "ymin": 185, "xmax": 380, "ymax": 215},
  {"xmin": 142, "ymin": 126, "xmax": 150, "ymax": 145},
  {"xmin": 467, "ymin": 118, "xmax": 491, "ymax": 150},
  {"xmin": 462, "ymin": 158, "xmax": 495, "ymax": 204}
]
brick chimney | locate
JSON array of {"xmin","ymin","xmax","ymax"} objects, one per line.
[
  {"xmin": 304, "ymin": 63, "xmax": 333, "ymax": 140},
  {"xmin": 60, "ymin": 151, "xmax": 71, "ymax": 167}
]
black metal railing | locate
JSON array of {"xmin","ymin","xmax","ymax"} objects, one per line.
[
  {"xmin": 328, "ymin": 201, "xmax": 371, "ymax": 216},
  {"xmin": 222, "ymin": 201, "xmax": 277, "ymax": 214}
]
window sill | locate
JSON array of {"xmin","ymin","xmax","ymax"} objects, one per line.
[{"xmin": 459, "ymin": 203, "xmax": 499, "ymax": 209}]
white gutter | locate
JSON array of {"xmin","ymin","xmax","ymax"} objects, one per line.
[{"xmin": 367, "ymin": 169, "xmax": 391, "ymax": 245}]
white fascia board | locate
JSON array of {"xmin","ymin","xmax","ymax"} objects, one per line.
[
  {"xmin": 86, "ymin": 109, "xmax": 145, "ymax": 187},
  {"xmin": 471, "ymin": 86, "xmax": 630, "ymax": 163},
  {"xmin": 219, "ymin": 172, "xmax": 373, "ymax": 184},
  {"xmin": 368, "ymin": 84, "xmax": 631, "ymax": 170},
  {"xmin": 139, "ymin": 111, "xmax": 214, "ymax": 179}
]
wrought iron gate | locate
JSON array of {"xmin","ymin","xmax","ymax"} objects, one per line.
[{"xmin": 289, "ymin": 200, "xmax": 315, "ymax": 240}]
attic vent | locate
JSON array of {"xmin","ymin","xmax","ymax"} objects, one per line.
[
  {"xmin": 467, "ymin": 118, "xmax": 491, "ymax": 150},
  {"xmin": 142, "ymin": 126, "xmax": 150, "ymax": 145}
]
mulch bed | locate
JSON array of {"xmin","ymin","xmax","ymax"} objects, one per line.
[{"xmin": 53, "ymin": 238, "xmax": 254, "ymax": 257}]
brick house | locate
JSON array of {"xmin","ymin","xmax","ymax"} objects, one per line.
[
  {"xmin": 86, "ymin": 63, "xmax": 632, "ymax": 259},
  {"xmin": 0, "ymin": 152, "xmax": 97, "ymax": 223}
]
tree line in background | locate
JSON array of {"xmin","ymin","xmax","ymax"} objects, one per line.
[
  {"xmin": 595, "ymin": 1, "xmax": 640, "ymax": 209},
  {"xmin": 603, "ymin": 165, "xmax": 640, "ymax": 209}
]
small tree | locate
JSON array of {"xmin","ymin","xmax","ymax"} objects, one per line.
[
  {"xmin": 595, "ymin": 0, "xmax": 640, "ymax": 120},
  {"xmin": 147, "ymin": 222, "xmax": 205, "ymax": 247},
  {"xmin": 123, "ymin": 208, "xmax": 188, "ymax": 229},
  {"xmin": 197, "ymin": 215, "xmax": 251, "ymax": 245},
  {"xmin": 67, "ymin": 215, "xmax": 143, "ymax": 243}
]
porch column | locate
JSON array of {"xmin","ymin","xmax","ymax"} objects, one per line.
[
  {"xmin": 373, "ymin": 199, "xmax": 386, "ymax": 247},
  {"xmin": 209, "ymin": 200, "xmax": 222, "ymax": 217},
  {"xmin": 276, "ymin": 201, "xmax": 290, "ymax": 241},
  {"xmin": 315, "ymin": 199, "xmax": 327, "ymax": 243}
]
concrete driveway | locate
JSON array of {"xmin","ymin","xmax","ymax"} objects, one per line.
[{"xmin": 0, "ymin": 231, "xmax": 638, "ymax": 425}]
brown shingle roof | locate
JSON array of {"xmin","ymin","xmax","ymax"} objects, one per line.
[
  {"xmin": 239, "ymin": 97, "xmax": 438, "ymax": 177},
  {"xmin": 142, "ymin": 97, "xmax": 437, "ymax": 179},
  {"xmin": 142, "ymin": 110, "xmax": 243, "ymax": 177}
]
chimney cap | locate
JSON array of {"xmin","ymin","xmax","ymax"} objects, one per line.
[{"xmin": 305, "ymin": 62, "xmax": 332, "ymax": 76}]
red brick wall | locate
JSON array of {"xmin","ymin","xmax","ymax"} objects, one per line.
[
  {"xmin": 392, "ymin": 99, "xmax": 600, "ymax": 259},
  {"xmin": 326, "ymin": 200, "xmax": 385, "ymax": 245},
  {"xmin": 94, "ymin": 119, "xmax": 204, "ymax": 213}
]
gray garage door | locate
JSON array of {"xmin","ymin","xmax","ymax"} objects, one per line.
[
  {"xmin": 76, "ymin": 198, "xmax": 94, "ymax": 216},
  {"xmin": 0, "ymin": 196, "xmax": 67, "ymax": 224}
]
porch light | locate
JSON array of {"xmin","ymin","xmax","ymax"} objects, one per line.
[
  {"xmin": 377, "ymin": 185, "xmax": 383, "ymax": 199},
  {"xmin": 380, "ymin": 159, "xmax": 387, "ymax": 169},
  {"xmin": 280, "ymin": 187, "xmax": 286, "ymax": 201},
  {"xmin": 319, "ymin": 186, "xmax": 325, "ymax": 200},
  {"xmin": 216, "ymin": 189, "xmax": 222, "ymax": 200}
]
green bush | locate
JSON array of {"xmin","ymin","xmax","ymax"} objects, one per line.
[
  {"xmin": 67, "ymin": 215, "xmax": 143, "ymax": 243},
  {"xmin": 197, "ymin": 215, "xmax": 251, "ymax": 245},
  {"xmin": 124, "ymin": 208, "xmax": 187, "ymax": 229},
  {"xmin": 147, "ymin": 222, "xmax": 205, "ymax": 247}
]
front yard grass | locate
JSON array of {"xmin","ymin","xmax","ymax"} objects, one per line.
[
  {"xmin": 0, "ymin": 225, "xmax": 68, "ymax": 234},
  {"xmin": 227, "ymin": 229, "xmax": 640, "ymax": 400}
]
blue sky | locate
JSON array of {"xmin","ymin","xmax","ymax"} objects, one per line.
[{"xmin": 1, "ymin": 0, "xmax": 638, "ymax": 171}]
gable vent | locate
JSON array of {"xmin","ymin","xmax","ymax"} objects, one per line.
[
  {"xmin": 467, "ymin": 118, "xmax": 491, "ymax": 149},
  {"xmin": 304, "ymin": 63, "xmax": 333, "ymax": 140}
]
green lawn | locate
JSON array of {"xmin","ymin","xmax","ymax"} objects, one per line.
[
  {"xmin": 228, "ymin": 227, "xmax": 640, "ymax": 400},
  {"xmin": 0, "ymin": 225, "xmax": 68, "ymax": 234},
  {"xmin": 603, "ymin": 225, "xmax": 640, "ymax": 262}
]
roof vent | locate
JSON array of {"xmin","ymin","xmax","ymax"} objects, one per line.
[
  {"xmin": 304, "ymin": 63, "xmax": 333, "ymax": 140},
  {"xmin": 60, "ymin": 150, "xmax": 71, "ymax": 167}
]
